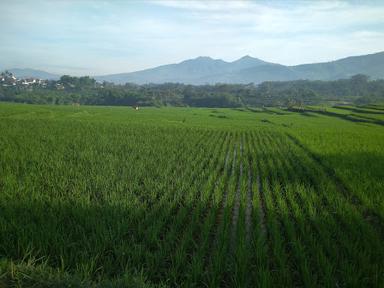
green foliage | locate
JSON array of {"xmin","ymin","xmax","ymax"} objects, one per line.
[
  {"xmin": 0, "ymin": 103, "xmax": 383, "ymax": 287},
  {"xmin": 1, "ymin": 74, "xmax": 384, "ymax": 107}
]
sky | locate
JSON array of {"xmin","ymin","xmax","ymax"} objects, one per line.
[{"xmin": 1, "ymin": 0, "xmax": 384, "ymax": 76}]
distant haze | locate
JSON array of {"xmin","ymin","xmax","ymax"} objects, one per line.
[
  {"xmin": 8, "ymin": 52, "xmax": 384, "ymax": 85},
  {"xmin": 93, "ymin": 52, "xmax": 384, "ymax": 84},
  {"xmin": 1, "ymin": 0, "xmax": 384, "ymax": 76}
]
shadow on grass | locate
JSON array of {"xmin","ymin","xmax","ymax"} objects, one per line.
[
  {"xmin": 364, "ymin": 105, "xmax": 384, "ymax": 112},
  {"xmin": 262, "ymin": 108, "xmax": 288, "ymax": 115},
  {"xmin": 1, "ymin": 169, "xmax": 383, "ymax": 288},
  {"xmin": 231, "ymin": 108, "xmax": 247, "ymax": 112},
  {"xmin": 0, "ymin": 199, "xmax": 160, "ymax": 287},
  {"xmin": 291, "ymin": 110, "xmax": 318, "ymax": 117},
  {"xmin": 209, "ymin": 114, "xmax": 229, "ymax": 119},
  {"xmin": 334, "ymin": 106, "xmax": 384, "ymax": 115},
  {"xmin": 287, "ymin": 134, "xmax": 384, "ymax": 234},
  {"xmin": 290, "ymin": 108, "xmax": 384, "ymax": 126},
  {"xmin": 246, "ymin": 107, "xmax": 263, "ymax": 113}
]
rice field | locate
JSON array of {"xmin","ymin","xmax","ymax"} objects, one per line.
[{"xmin": 0, "ymin": 102, "xmax": 383, "ymax": 287}]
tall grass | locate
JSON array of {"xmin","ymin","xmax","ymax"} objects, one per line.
[{"xmin": 0, "ymin": 103, "xmax": 383, "ymax": 287}]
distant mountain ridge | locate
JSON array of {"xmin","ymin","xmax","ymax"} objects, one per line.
[
  {"xmin": 4, "ymin": 51, "xmax": 384, "ymax": 84},
  {"xmin": 95, "ymin": 51, "xmax": 384, "ymax": 84},
  {"xmin": 94, "ymin": 55, "xmax": 277, "ymax": 84}
]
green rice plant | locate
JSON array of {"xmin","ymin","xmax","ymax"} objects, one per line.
[{"xmin": 0, "ymin": 103, "xmax": 383, "ymax": 287}]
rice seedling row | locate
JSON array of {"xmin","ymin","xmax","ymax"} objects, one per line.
[{"xmin": 1, "ymin": 103, "xmax": 383, "ymax": 287}]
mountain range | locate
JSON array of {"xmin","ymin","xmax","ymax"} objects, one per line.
[{"xmin": 5, "ymin": 51, "xmax": 384, "ymax": 85}]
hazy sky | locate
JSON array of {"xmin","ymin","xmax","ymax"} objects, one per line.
[{"xmin": 1, "ymin": 0, "xmax": 384, "ymax": 75}]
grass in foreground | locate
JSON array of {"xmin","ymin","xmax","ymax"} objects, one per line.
[{"xmin": 0, "ymin": 102, "xmax": 383, "ymax": 287}]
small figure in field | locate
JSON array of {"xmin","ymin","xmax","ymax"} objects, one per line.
[{"xmin": 133, "ymin": 105, "xmax": 139, "ymax": 110}]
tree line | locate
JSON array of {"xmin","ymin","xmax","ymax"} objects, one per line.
[{"xmin": 0, "ymin": 74, "xmax": 383, "ymax": 107}]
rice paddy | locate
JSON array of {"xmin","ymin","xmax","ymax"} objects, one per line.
[{"xmin": 0, "ymin": 102, "xmax": 383, "ymax": 287}]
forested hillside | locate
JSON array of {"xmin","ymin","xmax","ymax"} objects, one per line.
[{"xmin": 1, "ymin": 74, "xmax": 383, "ymax": 107}]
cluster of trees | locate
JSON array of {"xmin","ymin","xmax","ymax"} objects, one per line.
[
  {"xmin": 59, "ymin": 75, "xmax": 96, "ymax": 88},
  {"xmin": 0, "ymin": 74, "xmax": 383, "ymax": 107},
  {"xmin": 254, "ymin": 74, "xmax": 384, "ymax": 106}
]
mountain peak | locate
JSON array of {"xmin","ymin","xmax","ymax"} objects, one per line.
[
  {"xmin": 94, "ymin": 51, "xmax": 384, "ymax": 85},
  {"xmin": 195, "ymin": 56, "xmax": 214, "ymax": 60},
  {"xmin": 230, "ymin": 55, "xmax": 270, "ymax": 70},
  {"xmin": 238, "ymin": 55, "xmax": 253, "ymax": 60},
  {"xmin": 182, "ymin": 56, "xmax": 215, "ymax": 63},
  {"xmin": 234, "ymin": 55, "xmax": 265, "ymax": 63},
  {"xmin": 177, "ymin": 56, "xmax": 228, "ymax": 70}
]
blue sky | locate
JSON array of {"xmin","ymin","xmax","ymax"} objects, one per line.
[{"xmin": 1, "ymin": 0, "xmax": 384, "ymax": 76}]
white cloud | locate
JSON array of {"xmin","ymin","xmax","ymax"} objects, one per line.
[
  {"xmin": 153, "ymin": 0, "xmax": 384, "ymax": 34},
  {"xmin": 0, "ymin": 0, "xmax": 383, "ymax": 74},
  {"xmin": 151, "ymin": 0, "xmax": 252, "ymax": 11},
  {"xmin": 147, "ymin": 0, "xmax": 384, "ymax": 65}
]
